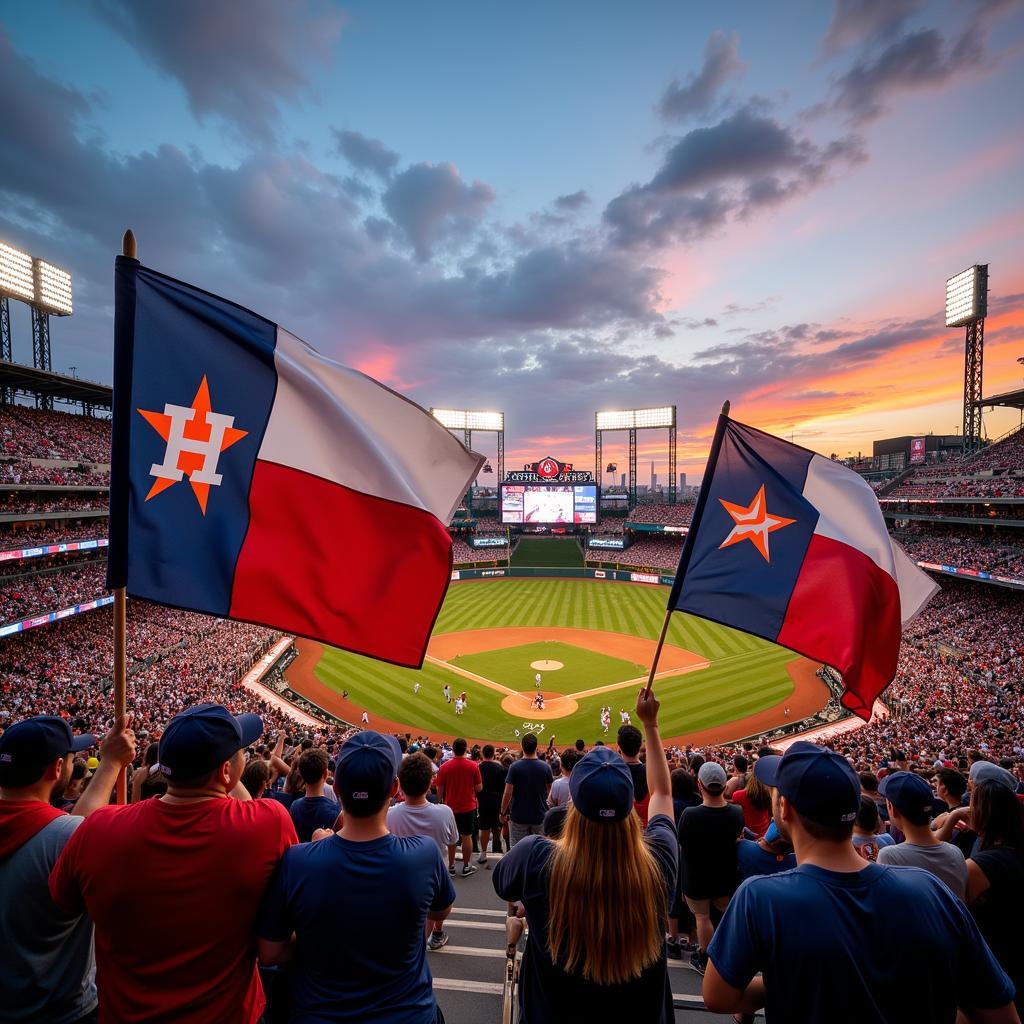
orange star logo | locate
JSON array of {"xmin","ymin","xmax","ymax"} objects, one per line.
[
  {"xmin": 137, "ymin": 376, "xmax": 248, "ymax": 515},
  {"xmin": 718, "ymin": 484, "xmax": 795, "ymax": 563}
]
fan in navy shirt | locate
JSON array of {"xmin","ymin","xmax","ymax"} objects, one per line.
[
  {"xmin": 260, "ymin": 732, "xmax": 455, "ymax": 1023},
  {"xmin": 288, "ymin": 748, "xmax": 340, "ymax": 843},
  {"xmin": 703, "ymin": 742, "xmax": 1016, "ymax": 1024}
]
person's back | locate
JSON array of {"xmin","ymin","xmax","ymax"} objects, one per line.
[
  {"xmin": 49, "ymin": 704, "xmax": 296, "ymax": 1024},
  {"xmin": 262, "ymin": 831, "xmax": 452, "ymax": 1019},
  {"xmin": 712, "ymin": 861, "xmax": 1012, "ymax": 1022},
  {"xmin": 289, "ymin": 748, "xmax": 339, "ymax": 843},
  {"xmin": 735, "ymin": 834, "xmax": 796, "ymax": 880},
  {"xmin": 260, "ymin": 731, "xmax": 455, "ymax": 1023}
]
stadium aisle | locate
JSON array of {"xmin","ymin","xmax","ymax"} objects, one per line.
[{"xmin": 431, "ymin": 853, "xmax": 738, "ymax": 1023}]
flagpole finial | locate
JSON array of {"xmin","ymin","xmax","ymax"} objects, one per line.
[
  {"xmin": 721, "ymin": 400, "xmax": 730, "ymax": 417},
  {"xmin": 122, "ymin": 230, "xmax": 136, "ymax": 259}
]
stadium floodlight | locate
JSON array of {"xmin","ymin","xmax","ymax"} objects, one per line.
[
  {"xmin": 431, "ymin": 408, "xmax": 504, "ymax": 432},
  {"xmin": 945, "ymin": 265, "xmax": 987, "ymax": 328},
  {"xmin": 33, "ymin": 259, "xmax": 73, "ymax": 316},
  {"xmin": 596, "ymin": 406, "xmax": 675, "ymax": 431},
  {"xmin": 0, "ymin": 242, "xmax": 35, "ymax": 304}
]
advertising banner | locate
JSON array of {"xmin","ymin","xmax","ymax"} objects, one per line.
[
  {"xmin": 910, "ymin": 437, "xmax": 926, "ymax": 465},
  {"xmin": 630, "ymin": 572, "xmax": 660, "ymax": 585}
]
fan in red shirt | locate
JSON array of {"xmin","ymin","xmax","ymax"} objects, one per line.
[
  {"xmin": 731, "ymin": 773, "xmax": 773, "ymax": 838},
  {"xmin": 49, "ymin": 703, "xmax": 297, "ymax": 1024},
  {"xmin": 435, "ymin": 738, "xmax": 483, "ymax": 877}
]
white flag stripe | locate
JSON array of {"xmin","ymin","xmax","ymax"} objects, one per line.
[
  {"xmin": 891, "ymin": 538, "xmax": 941, "ymax": 627},
  {"xmin": 258, "ymin": 328, "xmax": 483, "ymax": 523},
  {"xmin": 804, "ymin": 455, "xmax": 897, "ymax": 579}
]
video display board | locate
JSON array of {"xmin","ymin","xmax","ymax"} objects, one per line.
[{"xmin": 500, "ymin": 484, "xmax": 598, "ymax": 524}]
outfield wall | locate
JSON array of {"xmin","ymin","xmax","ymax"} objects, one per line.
[{"xmin": 450, "ymin": 565, "xmax": 675, "ymax": 586}]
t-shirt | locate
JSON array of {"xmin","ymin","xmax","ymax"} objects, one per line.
[
  {"xmin": 677, "ymin": 803, "xmax": 744, "ymax": 899},
  {"xmin": 549, "ymin": 776, "xmax": 570, "ymax": 807},
  {"xmin": 735, "ymin": 839, "xmax": 796, "ymax": 881},
  {"xmin": 493, "ymin": 814, "xmax": 678, "ymax": 1022},
  {"xmin": 290, "ymin": 794, "xmax": 341, "ymax": 843},
  {"xmin": 435, "ymin": 756, "xmax": 482, "ymax": 814},
  {"xmin": 970, "ymin": 846, "xmax": 1024, "ymax": 1009},
  {"xmin": 478, "ymin": 761, "xmax": 507, "ymax": 810},
  {"xmin": 0, "ymin": 815, "xmax": 95, "ymax": 1023},
  {"xmin": 266, "ymin": 789, "xmax": 301, "ymax": 811},
  {"xmin": 260, "ymin": 832, "xmax": 456, "ymax": 1023},
  {"xmin": 708, "ymin": 862, "xmax": 1014, "ymax": 1023},
  {"xmin": 626, "ymin": 760, "xmax": 649, "ymax": 802},
  {"xmin": 386, "ymin": 801, "xmax": 459, "ymax": 857},
  {"xmin": 731, "ymin": 789, "xmax": 771, "ymax": 837},
  {"xmin": 49, "ymin": 797, "xmax": 297, "ymax": 1024},
  {"xmin": 877, "ymin": 840, "xmax": 968, "ymax": 899},
  {"xmin": 506, "ymin": 758, "xmax": 553, "ymax": 825}
]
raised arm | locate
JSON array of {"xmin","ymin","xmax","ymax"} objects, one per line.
[
  {"xmin": 74, "ymin": 717, "xmax": 137, "ymax": 817},
  {"xmin": 635, "ymin": 688, "xmax": 672, "ymax": 821}
]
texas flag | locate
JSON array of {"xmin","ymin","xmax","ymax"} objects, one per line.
[
  {"xmin": 107, "ymin": 257, "xmax": 483, "ymax": 667},
  {"xmin": 669, "ymin": 414, "xmax": 938, "ymax": 719}
]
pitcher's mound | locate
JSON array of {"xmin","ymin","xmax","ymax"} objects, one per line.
[
  {"xmin": 530, "ymin": 660, "xmax": 563, "ymax": 671},
  {"xmin": 501, "ymin": 691, "xmax": 579, "ymax": 719}
]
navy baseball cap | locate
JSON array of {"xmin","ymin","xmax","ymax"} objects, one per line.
[
  {"xmin": 0, "ymin": 716, "xmax": 96, "ymax": 787},
  {"xmin": 569, "ymin": 747, "xmax": 634, "ymax": 822},
  {"xmin": 754, "ymin": 741, "xmax": 860, "ymax": 826},
  {"xmin": 334, "ymin": 731, "xmax": 401, "ymax": 806},
  {"xmin": 158, "ymin": 703, "xmax": 263, "ymax": 779},
  {"xmin": 879, "ymin": 771, "xmax": 934, "ymax": 826}
]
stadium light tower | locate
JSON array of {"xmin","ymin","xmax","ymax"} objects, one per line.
[
  {"xmin": 595, "ymin": 406, "xmax": 676, "ymax": 507},
  {"xmin": 945, "ymin": 264, "xmax": 988, "ymax": 455},
  {"xmin": 430, "ymin": 408, "xmax": 505, "ymax": 509}
]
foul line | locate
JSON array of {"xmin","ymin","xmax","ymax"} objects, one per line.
[{"xmin": 424, "ymin": 656, "xmax": 519, "ymax": 697}]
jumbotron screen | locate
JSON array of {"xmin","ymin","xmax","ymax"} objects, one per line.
[{"xmin": 500, "ymin": 484, "xmax": 598, "ymax": 524}]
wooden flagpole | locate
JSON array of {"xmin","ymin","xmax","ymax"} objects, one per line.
[
  {"xmin": 113, "ymin": 228, "xmax": 135, "ymax": 804},
  {"xmin": 643, "ymin": 400, "xmax": 730, "ymax": 696}
]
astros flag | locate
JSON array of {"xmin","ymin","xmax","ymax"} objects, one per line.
[
  {"xmin": 669, "ymin": 413, "xmax": 938, "ymax": 719},
  {"xmin": 107, "ymin": 256, "xmax": 483, "ymax": 667}
]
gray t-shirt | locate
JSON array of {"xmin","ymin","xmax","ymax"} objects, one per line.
[
  {"xmin": 877, "ymin": 840, "xmax": 968, "ymax": 899},
  {"xmin": 386, "ymin": 800, "xmax": 459, "ymax": 857},
  {"xmin": 548, "ymin": 776, "xmax": 570, "ymax": 807},
  {"xmin": 0, "ymin": 815, "xmax": 96, "ymax": 1022}
]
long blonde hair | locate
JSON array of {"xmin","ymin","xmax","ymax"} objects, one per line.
[{"xmin": 546, "ymin": 805, "xmax": 667, "ymax": 985}]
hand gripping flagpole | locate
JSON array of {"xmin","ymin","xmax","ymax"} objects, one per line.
[
  {"xmin": 112, "ymin": 228, "xmax": 135, "ymax": 804},
  {"xmin": 643, "ymin": 400, "xmax": 730, "ymax": 696}
]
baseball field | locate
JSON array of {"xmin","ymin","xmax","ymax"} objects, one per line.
[
  {"xmin": 288, "ymin": 577, "xmax": 831, "ymax": 745},
  {"xmin": 285, "ymin": 578, "xmax": 828, "ymax": 746}
]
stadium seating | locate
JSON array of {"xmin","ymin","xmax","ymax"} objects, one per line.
[{"xmin": 626, "ymin": 502, "xmax": 694, "ymax": 526}]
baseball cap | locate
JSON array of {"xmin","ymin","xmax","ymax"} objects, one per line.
[
  {"xmin": 569, "ymin": 747, "xmax": 634, "ymax": 822},
  {"xmin": 754, "ymin": 741, "xmax": 860, "ymax": 826},
  {"xmin": 698, "ymin": 761, "xmax": 727, "ymax": 793},
  {"xmin": 969, "ymin": 761, "xmax": 1017, "ymax": 792},
  {"xmin": 158, "ymin": 703, "xmax": 263, "ymax": 779},
  {"xmin": 0, "ymin": 716, "xmax": 96, "ymax": 787},
  {"xmin": 878, "ymin": 771, "xmax": 934, "ymax": 826},
  {"xmin": 334, "ymin": 731, "xmax": 401, "ymax": 807},
  {"xmin": 86, "ymin": 756, "xmax": 100, "ymax": 771}
]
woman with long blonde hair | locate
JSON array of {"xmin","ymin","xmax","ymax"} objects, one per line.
[{"xmin": 493, "ymin": 687, "xmax": 676, "ymax": 1021}]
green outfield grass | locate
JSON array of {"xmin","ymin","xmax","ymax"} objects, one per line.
[
  {"xmin": 452, "ymin": 641, "xmax": 647, "ymax": 692},
  {"xmin": 510, "ymin": 537, "xmax": 583, "ymax": 567},
  {"xmin": 307, "ymin": 578, "xmax": 803, "ymax": 743}
]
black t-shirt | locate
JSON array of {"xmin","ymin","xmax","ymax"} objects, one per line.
[
  {"xmin": 478, "ymin": 760, "xmax": 507, "ymax": 810},
  {"xmin": 677, "ymin": 803, "xmax": 744, "ymax": 899},
  {"xmin": 626, "ymin": 761, "xmax": 649, "ymax": 802},
  {"xmin": 493, "ymin": 814, "xmax": 678, "ymax": 1022},
  {"xmin": 970, "ymin": 845, "xmax": 1024, "ymax": 1006},
  {"xmin": 506, "ymin": 758, "xmax": 553, "ymax": 825}
]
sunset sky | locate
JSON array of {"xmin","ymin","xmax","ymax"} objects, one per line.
[{"xmin": 2, "ymin": 1, "xmax": 1023, "ymax": 482}]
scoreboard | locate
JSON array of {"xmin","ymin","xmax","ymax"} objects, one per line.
[{"xmin": 500, "ymin": 484, "xmax": 598, "ymax": 525}]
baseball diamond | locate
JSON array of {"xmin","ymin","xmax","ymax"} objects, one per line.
[{"xmin": 284, "ymin": 577, "xmax": 829, "ymax": 745}]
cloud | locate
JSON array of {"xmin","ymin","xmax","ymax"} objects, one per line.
[
  {"xmin": 554, "ymin": 190, "xmax": 591, "ymax": 211},
  {"xmin": 604, "ymin": 107, "xmax": 864, "ymax": 247},
  {"xmin": 91, "ymin": 0, "xmax": 344, "ymax": 141},
  {"xmin": 821, "ymin": 0, "xmax": 924, "ymax": 55},
  {"xmin": 382, "ymin": 162, "xmax": 495, "ymax": 261},
  {"xmin": 657, "ymin": 31, "xmax": 746, "ymax": 122},
  {"xmin": 830, "ymin": 2, "xmax": 1012, "ymax": 123},
  {"xmin": 333, "ymin": 129, "xmax": 399, "ymax": 179}
]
